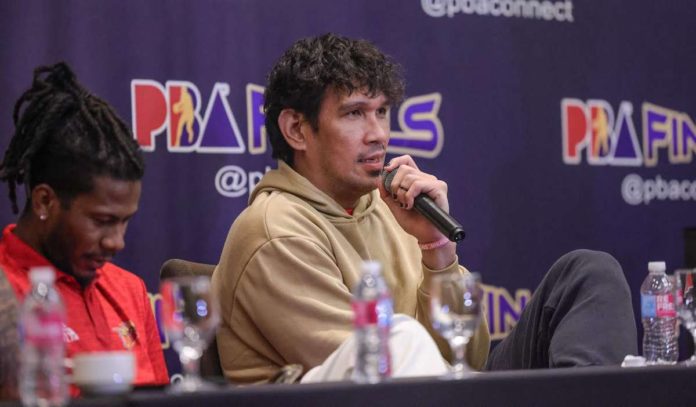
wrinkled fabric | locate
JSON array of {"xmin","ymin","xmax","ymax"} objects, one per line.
[
  {"xmin": 212, "ymin": 162, "xmax": 490, "ymax": 383},
  {"xmin": 486, "ymin": 249, "xmax": 638, "ymax": 370},
  {"xmin": 0, "ymin": 225, "xmax": 169, "ymax": 387},
  {"xmin": 301, "ymin": 314, "xmax": 449, "ymax": 383}
]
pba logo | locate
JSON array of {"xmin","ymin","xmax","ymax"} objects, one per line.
[
  {"xmin": 561, "ymin": 98, "xmax": 696, "ymax": 167},
  {"xmin": 131, "ymin": 79, "xmax": 446, "ymax": 158},
  {"xmin": 131, "ymin": 80, "xmax": 257, "ymax": 154}
]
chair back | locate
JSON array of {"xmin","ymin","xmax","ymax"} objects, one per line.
[{"xmin": 159, "ymin": 259, "xmax": 223, "ymax": 379}]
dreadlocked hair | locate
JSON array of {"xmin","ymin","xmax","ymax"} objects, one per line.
[{"xmin": 0, "ymin": 62, "xmax": 144, "ymax": 214}]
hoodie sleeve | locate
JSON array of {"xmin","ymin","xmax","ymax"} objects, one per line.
[{"xmin": 233, "ymin": 236, "xmax": 354, "ymax": 373}]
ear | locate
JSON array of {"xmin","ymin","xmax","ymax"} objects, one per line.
[
  {"xmin": 277, "ymin": 108, "xmax": 310, "ymax": 152},
  {"xmin": 30, "ymin": 184, "xmax": 61, "ymax": 221}
]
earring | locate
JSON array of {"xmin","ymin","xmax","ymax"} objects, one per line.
[{"xmin": 39, "ymin": 214, "xmax": 47, "ymax": 221}]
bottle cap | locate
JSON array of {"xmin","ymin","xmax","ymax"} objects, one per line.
[
  {"xmin": 29, "ymin": 266, "xmax": 56, "ymax": 284},
  {"xmin": 648, "ymin": 261, "xmax": 666, "ymax": 274},
  {"xmin": 361, "ymin": 260, "xmax": 382, "ymax": 275}
]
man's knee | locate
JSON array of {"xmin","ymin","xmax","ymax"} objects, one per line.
[
  {"xmin": 554, "ymin": 249, "xmax": 628, "ymax": 288},
  {"xmin": 391, "ymin": 315, "xmax": 431, "ymax": 340},
  {"xmin": 389, "ymin": 315, "xmax": 448, "ymax": 377}
]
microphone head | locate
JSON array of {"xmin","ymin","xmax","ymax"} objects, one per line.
[{"xmin": 381, "ymin": 166, "xmax": 399, "ymax": 194}]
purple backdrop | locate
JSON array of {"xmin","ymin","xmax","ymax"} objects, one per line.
[{"xmin": 2, "ymin": 0, "xmax": 695, "ymax": 373}]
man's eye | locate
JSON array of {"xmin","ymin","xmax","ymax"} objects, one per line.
[
  {"xmin": 348, "ymin": 110, "xmax": 362, "ymax": 116},
  {"xmin": 93, "ymin": 218, "xmax": 113, "ymax": 226},
  {"xmin": 377, "ymin": 107, "xmax": 388, "ymax": 116}
]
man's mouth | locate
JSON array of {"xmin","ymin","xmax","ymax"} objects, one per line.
[
  {"xmin": 84, "ymin": 256, "xmax": 111, "ymax": 271},
  {"xmin": 358, "ymin": 153, "xmax": 385, "ymax": 164}
]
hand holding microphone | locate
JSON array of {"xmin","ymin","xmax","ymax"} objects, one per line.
[{"xmin": 382, "ymin": 165, "xmax": 466, "ymax": 242}]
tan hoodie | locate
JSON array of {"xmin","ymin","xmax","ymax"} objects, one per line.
[{"xmin": 212, "ymin": 161, "xmax": 490, "ymax": 383}]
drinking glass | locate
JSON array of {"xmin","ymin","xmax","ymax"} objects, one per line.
[
  {"xmin": 674, "ymin": 268, "xmax": 696, "ymax": 366},
  {"xmin": 160, "ymin": 276, "xmax": 220, "ymax": 391},
  {"xmin": 430, "ymin": 272, "xmax": 483, "ymax": 379}
]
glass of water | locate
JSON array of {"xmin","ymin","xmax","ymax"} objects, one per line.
[
  {"xmin": 430, "ymin": 272, "xmax": 483, "ymax": 379},
  {"xmin": 160, "ymin": 276, "xmax": 220, "ymax": 391}
]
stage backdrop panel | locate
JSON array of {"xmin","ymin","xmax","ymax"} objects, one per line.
[{"xmin": 2, "ymin": 0, "xmax": 695, "ymax": 373}]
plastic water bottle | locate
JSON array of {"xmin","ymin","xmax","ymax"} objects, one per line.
[
  {"xmin": 19, "ymin": 267, "xmax": 68, "ymax": 407},
  {"xmin": 640, "ymin": 261, "xmax": 678, "ymax": 365},
  {"xmin": 352, "ymin": 260, "xmax": 392, "ymax": 383}
]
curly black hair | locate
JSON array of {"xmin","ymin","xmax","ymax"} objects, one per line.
[
  {"xmin": 263, "ymin": 33, "xmax": 405, "ymax": 165},
  {"xmin": 0, "ymin": 62, "xmax": 144, "ymax": 214}
]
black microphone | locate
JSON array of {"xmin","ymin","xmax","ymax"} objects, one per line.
[{"xmin": 382, "ymin": 167, "xmax": 465, "ymax": 242}]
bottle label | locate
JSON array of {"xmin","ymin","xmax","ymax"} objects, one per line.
[
  {"xmin": 23, "ymin": 312, "xmax": 63, "ymax": 346},
  {"xmin": 352, "ymin": 300, "xmax": 378, "ymax": 327},
  {"xmin": 656, "ymin": 294, "xmax": 676, "ymax": 317},
  {"xmin": 641, "ymin": 294, "xmax": 676, "ymax": 318}
]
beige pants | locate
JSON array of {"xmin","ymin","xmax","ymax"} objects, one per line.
[{"xmin": 301, "ymin": 314, "xmax": 448, "ymax": 383}]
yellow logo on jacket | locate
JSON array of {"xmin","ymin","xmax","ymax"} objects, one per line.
[{"xmin": 113, "ymin": 321, "xmax": 138, "ymax": 349}]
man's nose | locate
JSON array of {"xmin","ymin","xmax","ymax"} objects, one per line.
[
  {"xmin": 101, "ymin": 225, "xmax": 126, "ymax": 253},
  {"xmin": 365, "ymin": 115, "xmax": 389, "ymax": 143}
]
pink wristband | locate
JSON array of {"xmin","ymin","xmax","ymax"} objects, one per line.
[{"xmin": 418, "ymin": 236, "xmax": 450, "ymax": 250}]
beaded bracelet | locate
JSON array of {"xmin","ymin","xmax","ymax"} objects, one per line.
[{"xmin": 418, "ymin": 236, "xmax": 450, "ymax": 250}]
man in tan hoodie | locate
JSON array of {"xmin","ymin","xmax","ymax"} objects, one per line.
[{"xmin": 212, "ymin": 33, "xmax": 637, "ymax": 384}]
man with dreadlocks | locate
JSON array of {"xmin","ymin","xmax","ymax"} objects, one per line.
[{"xmin": 0, "ymin": 62, "xmax": 169, "ymax": 390}]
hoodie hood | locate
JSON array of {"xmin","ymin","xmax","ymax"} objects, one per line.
[{"xmin": 249, "ymin": 161, "xmax": 379, "ymax": 222}]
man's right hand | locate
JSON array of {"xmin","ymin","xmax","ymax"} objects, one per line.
[{"xmin": 379, "ymin": 155, "xmax": 457, "ymax": 269}]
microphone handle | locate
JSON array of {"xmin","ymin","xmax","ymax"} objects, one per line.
[{"xmin": 413, "ymin": 195, "xmax": 466, "ymax": 242}]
